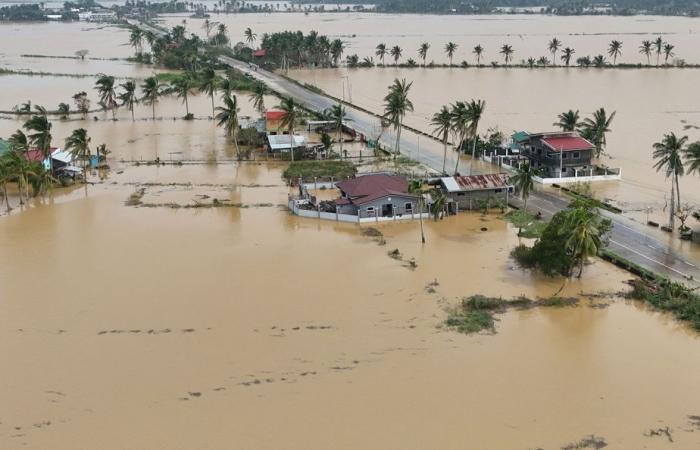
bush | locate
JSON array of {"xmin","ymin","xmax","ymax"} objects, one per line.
[{"xmin": 282, "ymin": 160, "xmax": 357, "ymax": 182}]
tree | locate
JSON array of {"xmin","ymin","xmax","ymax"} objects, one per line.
[
  {"xmin": 202, "ymin": 19, "xmax": 216, "ymax": 39},
  {"xmin": 57, "ymin": 102, "xmax": 70, "ymax": 119},
  {"xmin": 580, "ymin": 108, "xmax": 615, "ymax": 158},
  {"xmin": 553, "ymin": 110, "xmax": 580, "ymax": 131},
  {"xmin": 390, "ymin": 45, "xmax": 403, "ymax": 65},
  {"xmin": 608, "ymin": 40, "xmax": 623, "ymax": 64},
  {"xmin": 639, "ymin": 40, "xmax": 653, "ymax": 65},
  {"xmin": 466, "ymin": 99, "xmax": 485, "ymax": 175},
  {"xmin": 118, "ymin": 80, "xmax": 137, "ymax": 121},
  {"xmin": 561, "ymin": 47, "xmax": 575, "ymax": 66},
  {"xmin": 215, "ymin": 94, "xmax": 242, "ymax": 159},
  {"xmin": 172, "ymin": 74, "xmax": 196, "ymax": 117},
  {"xmin": 278, "ymin": 97, "xmax": 301, "ymax": 162},
  {"xmin": 537, "ymin": 56, "xmax": 550, "ymax": 67},
  {"xmin": 330, "ymin": 103, "xmax": 350, "ymax": 158},
  {"xmin": 663, "ymin": 43, "xmax": 675, "ymax": 65},
  {"xmin": 129, "ymin": 27, "xmax": 143, "ymax": 54},
  {"xmin": 3, "ymin": 149, "xmax": 35, "ymax": 205},
  {"xmin": 23, "ymin": 106, "xmax": 52, "ymax": 161},
  {"xmin": 527, "ymin": 57, "xmax": 536, "ymax": 68},
  {"xmin": 652, "ymin": 36, "xmax": 664, "ymax": 66},
  {"xmin": 65, "ymin": 128, "xmax": 91, "ymax": 188},
  {"xmin": 95, "ymin": 74, "xmax": 118, "ymax": 119},
  {"xmin": 75, "ymin": 49, "xmax": 88, "ymax": 60},
  {"xmin": 593, "ymin": 54, "xmax": 607, "ymax": 67},
  {"xmin": 382, "ymin": 78, "xmax": 413, "ymax": 158},
  {"xmin": 565, "ymin": 205, "xmax": 606, "ymax": 277},
  {"xmin": 444, "ymin": 42, "xmax": 457, "ymax": 66},
  {"xmin": 450, "ymin": 101, "xmax": 470, "ymax": 174},
  {"xmin": 653, "ymin": 133, "xmax": 687, "ymax": 229},
  {"xmin": 408, "ymin": 180, "xmax": 426, "ymax": 244},
  {"xmin": 8, "ymin": 129, "xmax": 28, "ymax": 153},
  {"xmin": 249, "ymin": 81, "xmax": 268, "ymax": 116},
  {"xmin": 29, "ymin": 164, "xmax": 56, "ymax": 198},
  {"xmin": 141, "ymin": 76, "xmax": 162, "ymax": 120},
  {"xmin": 199, "ymin": 68, "xmax": 218, "ymax": 116},
  {"xmin": 72, "ymin": 91, "xmax": 90, "ymax": 118},
  {"xmin": 330, "ymin": 39, "xmax": 344, "ymax": 67},
  {"xmin": 473, "ymin": 44, "xmax": 484, "ymax": 65},
  {"xmin": 685, "ymin": 141, "xmax": 700, "ymax": 175},
  {"xmin": 548, "ymin": 38, "xmax": 562, "ymax": 65},
  {"xmin": 418, "ymin": 42, "xmax": 429, "ymax": 67},
  {"xmin": 431, "ymin": 105, "xmax": 452, "ymax": 175},
  {"xmin": 375, "ymin": 43, "xmax": 387, "ymax": 64},
  {"xmin": 244, "ymin": 27, "xmax": 257, "ymax": 46},
  {"xmin": 510, "ymin": 163, "xmax": 536, "ymax": 211},
  {"xmin": 500, "ymin": 44, "xmax": 514, "ymax": 66}
]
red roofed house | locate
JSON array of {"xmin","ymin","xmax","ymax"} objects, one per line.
[
  {"xmin": 265, "ymin": 109, "xmax": 286, "ymax": 134},
  {"xmin": 253, "ymin": 49, "xmax": 266, "ymax": 58},
  {"xmin": 334, "ymin": 173, "xmax": 420, "ymax": 218},
  {"xmin": 513, "ymin": 131, "xmax": 595, "ymax": 178}
]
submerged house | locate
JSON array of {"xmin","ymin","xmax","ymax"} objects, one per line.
[
  {"xmin": 513, "ymin": 131, "xmax": 595, "ymax": 178},
  {"xmin": 440, "ymin": 173, "xmax": 513, "ymax": 212},
  {"xmin": 267, "ymin": 134, "xmax": 306, "ymax": 153},
  {"xmin": 334, "ymin": 173, "xmax": 420, "ymax": 218}
]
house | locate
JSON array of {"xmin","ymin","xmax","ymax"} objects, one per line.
[
  {"xmin": 267, "ymin": 134, "xmax": 305, "ymax": 153},
  {"xmin": 265, "ymin": 109, "xmax": 286, "ymax": 134},
  {"xmin": 513, "ymin": 131, "xmax": 595, "ymax": 178},
  {"xmin": 253, "ymin": 49, "xmax": 266, "ymax": 59},
  {"xmin": 334, "ymin": 173, "xmax": 420, "ymax": 218},
  {"xmin": 440, "ymin": 173, "xmax": 513, "ymax": 212}
]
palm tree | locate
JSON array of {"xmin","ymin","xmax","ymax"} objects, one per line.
[
  {"xmin": 28, "ymin": 164, "xmax": 56, "ymax": 199},
  {"xmin": 685, "ymin": 141, "xmax": 700, "ymax": 175},
  {"xmin": 199, "ymin": 68, "xmax": 218, "ymax": 116},
  {"xmin": 23, "ymin": 107, "xmax": 52, "ymax": 161},
  {"xmin": 141, "ymin": 76, "xmax": 162, "ymax": 120},
  {"xmin": 95, "ymin": 74, "xmax": 118, "ymax": 119},
  {"xmin": 382, "ymin": 78, "xmax": 413, "ymax": 158},
  {"xmin": 64, "ymin": 128, "xmax": 91, "ymax": 187},
  {"xmin": 553, "ymin": 110, "xmax": 580, "ymax": 131},
  {"xmin": 654, "ymin": 36, "xmax": 664, "ymax": 66},
  {"xmin": 537, "ymin": 56, "xmax": 550, "ymax": 67},
  {"xmin": 278, "ymin": 97, "xmax": 301, "ymax": 162},
  {"xmin": 330, "ymin": 103, "xmax": 350, "ymax": 158},
  {"xmin": 408, "ymin": 180, "xmax": 426, "ymax": 244},
  {"xmin": 418, "ymin": 42, "xmax": 430, "ymax": 67},
  {"xmin": 593, "ymin": 54, "xmax": 607, "ymax": 67},
  {"xmin": 4, "ymin": 150, "xmax": 34, "ymax": 204},
  {"xmin": 375, "ymin": 43, "xmax": 387, "ymax": 64},
  {"xmin": 390, "ymin": 45, "xmax": 403, "ymax": 65},
  {"xmin": 249, "ymin": 81, "xmax": 268, "ymax": 116},
  {"xmin": 215, "ymin": 94, "xmax": 242, "ymax": 159},
  {"xmin": 663, "ymin": 43, "xmax": 675, "ymax": 65},
  {"xmin": 466, "ymin": 99, "xmax": 485, "ymax": 175},
  {"xmin": 561, "ymin": 47, "xmax": 575, "ymax": 66},
  {"xmin": 639, "ymin": 40, "xmax": 653, "ymax": 65},
  {"xmin": 172, "ymin": 75, "xmax": 195, "ymax": 117},
  {"xmin": 202, "ymin": 19, "xmax": 216, "ymax": 39},
  {"xmin": 330, "ymin": 39, "xmax": 345, "ymax": 67},
  {"xmin": 608, "ymin": 40, "xmax": 623, "ymax": 64},
  {"xmin": 244, "ymin": 27, "xmax": 257, "ymax": 46},
  {"xmin": 450, "ymin": 101, "xmax": 470, "ymax": 174},
  {"xmin": 0, "ymin": 157, "xmax": 13, "ymax": 212},
  {"xmin": 509, "ymin": 164, "xmax": 536, "ymax": 211},
  {"xmin": 580, "ymin": 108, "xmax": 616, "ymax": 158},
  {"xmin": 217, "ymin": 75, "xmax": 233, "ymax": 101},
  {"xmin": 566, "ymin": 209, "xmax": 604, "ymax": 277},
  {"xmin": 500, "ymin": 44, "xmax": 514, "ymax": 66},
  {"xmin": 527, "ymin": 57, "xmax": 536, "ymax": 68},
  {"xmin": 444, "ymin": 42, "xmax": 457, "ymax": 66},
  {"xmin": 8, "ymin": 129, "xmax": 28, "ymax": 153},
  {"xmin": 431, "ymin": 105, "xmax": 452, "ymax": 174},
  {"xmin": 129, "ymin": 27, "xmax": 143, "ymax": 54},
  {"xmin": 473, "ymin": 44, "xmax": 484, "ymax": 65},
  {"xmin": 548, "ymin": 38, "xmax": 562, "ymax": 65},
  {"xmin": 653, "ymin": 133, "xmax": 687, "ymax": 229},
  {"xmin": 118, "ymin": 80, "xmax": 137, "ymax": 121}
]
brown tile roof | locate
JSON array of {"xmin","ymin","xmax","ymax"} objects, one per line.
[{"xmin": 336, "ymin": 173, "xmax": 408, "ymax": 197}]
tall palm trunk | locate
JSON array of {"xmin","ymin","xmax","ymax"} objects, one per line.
[
  {"xmin": 185, "ymin": 94, "xmax": 190, "ymax": 116},
  {"xmin": 152, "ymin": 102, "xmax": 155, "ymax": 120},
  {"xmin": 338, "ymin": 123, "xmax": 343, "ymax": 158},
  {"xmin": 469, "ymin": 130, "xmax": 478, "ymax": 176},
  {"xmin": 289, "ymin": 126, "xmax": 295, "ymax": 162},
  {"xmin": 418, "ymin": 197, "xmax": 425, "ymax": 243},
  {"xmin": 669, "ymin": 180, "xmax": 675, "ymax": 229},
  {"xmin": 394, "ymin": 121, "xmax": 402, "ymax": 158},
  {"xmin": 454, "ymin": 133, "xmax": 463, "ymax": 175},
  {"xmin": 3, "ymin": 183, "xmax": 10, "ymax": 212},
  {"xmin": 131, "ymin": 105, "xmax": 135, "ymax": 122},
  {"xmin": 441, "ymin": 139, "xmax": 447, "ymax": 174},
  {"xmin": 210, "ymin": 93, "xmax": 215, "ymax": 117}
]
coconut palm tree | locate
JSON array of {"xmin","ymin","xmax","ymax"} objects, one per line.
[
  {"xmin": 202, "ymin": 19, "xmax": 216, "ymax": 39},
  {"xmin": 390, "ymin": 45, "xmax": 402, "ymax": 65},
  {"xmin": 8, "ymin": 129, "xmax": 28, "ymax": 153},
  {"xmin": 639, "ymin": 40, "xmax": 653, "ymax": 65},
  {"xmin": 330, "ymin": 103, "xmax": 350, "ymax": 157},
  {"xmin": 118, "ymin": 80, "xmax": 137, "ymax": 121},
  {"xmin": 199, "ymin": 68, "xmax": 218, "ymax": 116},
  {"xmin": 278, "ymin": 97, "xmax": 301, "ymax": 162},
  {"xmin": 654, "ymin": 36, "xmax": 664, "ymax": 66},
  {"xmin": 580, "ymin": 108, "xmax": 615, "ymax": 158},
  {"xmin": 3, "ymin": 149, "xmax": 34, "ymax": 205},
  {"xmin": 561, "ymin": 47, "xmax": 575, "ymax": 66},
  {"xmin": 444, "ymin": 42, "xmax": 457, "ymax": 66},
  {"xmin": 244, "ymin": 27, "xmax": 257, "ymax": 46},
  {"xmin": 553, "ymin": 110, "xmax": 580, "ymax": 131},
  {"xmin": 172, "ymin": 74, "xmax": 196, "ymax": 117},
  {"xmin": 466, "ymin": 99, "xmax": 485, "ymax": 175},
  {"xmin": 653, "ymin": 132, "xmax": 687, "ymax": 229},
  {"xmin": 64, "ymin": 128, "xmax": 91, "ymax": 188},
  {"xmin": 0, "ymin": 157, "xmax": 13, "ymax": 212},
  {"xmin": 685, "ymin": 141, "xmax": 700, "ymax": 175},
  {"xmin": 593, "ymin": 54, "xmax": 607, "ymax": 67},
  {"xmin": 375, "ymin": 43, "xmax": 387, "ymax": 65},
  {"xmin": 500, "ymin": 44, "xmax": 514, "ymax": 66},
  {"xmin": 548, "ymin": 38, "xmax": 562, "ymax": 65},
  {"xmin": 408, "ymin": 180, "xmax": 426, "ymax": 244},
  {"xmin": 473, "ymin": 44, "xmax": 484, "ymax": 65},
  {"xmin": 249, "ymin": 81, "xmax": 268, "ymax": 116},
  {"xmin": 217, "ymin": 75, "xmax": 233, "ymax": 101},
  {"xmin": 23, "ymin": 107, "xmax": 52, "ymax": 161},
  {"xmin": 215, "ymin": 94, "xmax": 242, "ymax": 159},
  {"xmin": 29, "ymin": 164, "xmax": 56, "ymax": 198},
  {"xmin": 382, "ymin": 78, "xmax": 413, "ymax": 158},
  {"xmin": 330, "ymin": 39, "xmax": 345, "ymax": 67},
  {"xmin": 418, "ymin": 42, "xmax": 429, "ymax": 67},
  {"xmin": 450, "ymin": 101, "xmax": 470, "ymax": 175},
  {"xmin": 537, "ymin": 56, "xmax": 550, "ymax": 67},
  {"xmin": 608, "ymin": 40, "xmax": 623, "ymax": 64},
  {"xmin": 141, "ymin": 77, "xmax": 162, "ymax": 120},
  {"xmin": 129, "ymin": 27, "xmax": 143, "ymax": 54},
  {"xmin": 509, "ymin": 163, "xmax": 536, "ymax": 211},
  {"xmin": 566, "ymin": 208, "xmax": 604, "ymax": 277},
  {"xmin": 95, "ymin": 74, "xmax": 118, "ymax": 119},
  {"xmin": 527, "ymin": 57, "xmax": 536, "ymax": 68},
  {"xmin": 663, "ymin": 43, "xmax": 675, "ymax": 65},
  {"xmin": 431, "ymin": 105, "xmax": 452, "ymax": 175}
]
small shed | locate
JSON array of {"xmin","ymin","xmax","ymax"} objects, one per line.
[
  {"xmin": 440, "ymin": 173, "xmax": 513, "ymax": 212},
  {"xmin": 267, "ymin": 134, "xmax": 306, "ymax": 153}
]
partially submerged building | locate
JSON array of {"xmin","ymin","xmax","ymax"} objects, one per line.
[
  {"xmin": 267, "ymin": 134, "xmax": 306, "ymax": 153},
  {"xmin": 439, "ymin": 173, "xmax": 513, "ymax": 212},
  {"xmin": 335, "ymin": 173, "xmax": 420, "ymax": 218},
  {"xmin": 513, "ymin": 131, "xmax": 595, "ymax": 178}
]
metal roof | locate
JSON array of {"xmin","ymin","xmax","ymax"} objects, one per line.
[
  {"xmin": 541, "ymin": 135, "xmax": 594, "ymax": 152},
  {"xmin": 440, "ymin": 173, "xmax": 512, "ymax": 192},
  {"xmin": 267, "ymin": 134, "xmax": 305, "ymax": 151}
]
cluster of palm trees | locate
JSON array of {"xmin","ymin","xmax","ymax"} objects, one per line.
[
  {"xmin": 429, "ymin": 99, "xmax": 486, "ymax": 175},
  {"xmin": 258, "ymin": 30, "xmax": 345, "ymax": 70},
  {"xmin": 652, "ymin": 133, "xmax": 700, "ymax": 230},
  {"xmin": 552, "ymin": 108, "xmax": 616, "ymax": 158}
]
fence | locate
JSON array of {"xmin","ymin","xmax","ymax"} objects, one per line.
[
  {"xmin": 288, "ymin": 199, "xmax": 430, "ymax": 224},
  {"xmin": 482, "ymin": 154, "xmax": 622, "ymax": 184}
]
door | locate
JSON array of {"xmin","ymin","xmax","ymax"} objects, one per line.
[{"xmin": 381, "ymin": 204, "xmax": 394, "ymax": 217}]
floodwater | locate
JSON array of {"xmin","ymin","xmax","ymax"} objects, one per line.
[{"xmin": 2, "ymin": 17, "xmax": 700, "ymax": 450}]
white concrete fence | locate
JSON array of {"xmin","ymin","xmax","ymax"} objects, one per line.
[{"xmin": 288, "ymin": 199, "xmax": 430, "ymax": 224}]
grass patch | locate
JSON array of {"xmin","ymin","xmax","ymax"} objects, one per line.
[
  {"xmin": 445, "ymin": 310, "xmax": 496, "ymax": 334},
  {"xmin": 504, "ymin": 210, "xmax": 547, "ymax": 238},
  {"xmin": 282, "ymin": 160, "xmax": 356, "ymax": 183},
  {"xmin": 626, "ymin": 279, "xmax": 700, "ymax": 331}
]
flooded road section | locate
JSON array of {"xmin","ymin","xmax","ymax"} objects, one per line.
[{"xmin": 1, "ymin": 163, "xmax": 700, "ymax": 450}]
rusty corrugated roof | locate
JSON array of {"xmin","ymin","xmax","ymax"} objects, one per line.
[{"xmin": 441, "ymin": 173, "xmax": 511, "ymax": 193}]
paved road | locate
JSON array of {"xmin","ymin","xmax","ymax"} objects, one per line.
[{"xmin": 216, "ymin": 55, "xmax": 700, "ymax": 285}]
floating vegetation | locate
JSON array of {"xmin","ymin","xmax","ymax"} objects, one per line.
[
  {"xmin": 626, "ymin": 279, "xmax": 700, "ymax": 331},
  {"xmin": 560, "ymin": 435, "xmax": 607, "ymax": 450},
  {"xmin": 125, "ymin": 188, "xmax": 145, "ymax": 206}
]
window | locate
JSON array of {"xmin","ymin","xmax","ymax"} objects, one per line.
[
  {"xmin": 366, "ymin": 207, "xmax": 375, "ymax": 215},
  {"xmin": 562, "ymin": 167, "xmax": 567, "ymax": 173},
  {"xmin": 573, "ymin": 152, "xmax": 580, "ymax": 158},
  {"xmin": 494, "ymin": 189, "xmax": 502, "ymax": 193},
  {"xmin": 562, "ymin": 152, "xmax": 569, "ymax": 159},
  {"xmin": 405, "ymin": 202, "xmax": 413, "ymax": 212}
]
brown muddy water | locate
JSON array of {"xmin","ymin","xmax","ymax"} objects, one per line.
[{"xmin": 2, "ymin": 162, "xmax": 700, "ymax": 450}]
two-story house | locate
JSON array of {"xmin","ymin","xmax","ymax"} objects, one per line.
[{"xmin": 513, "ymin": 131, "xmax": 595, "ymax": 178}]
